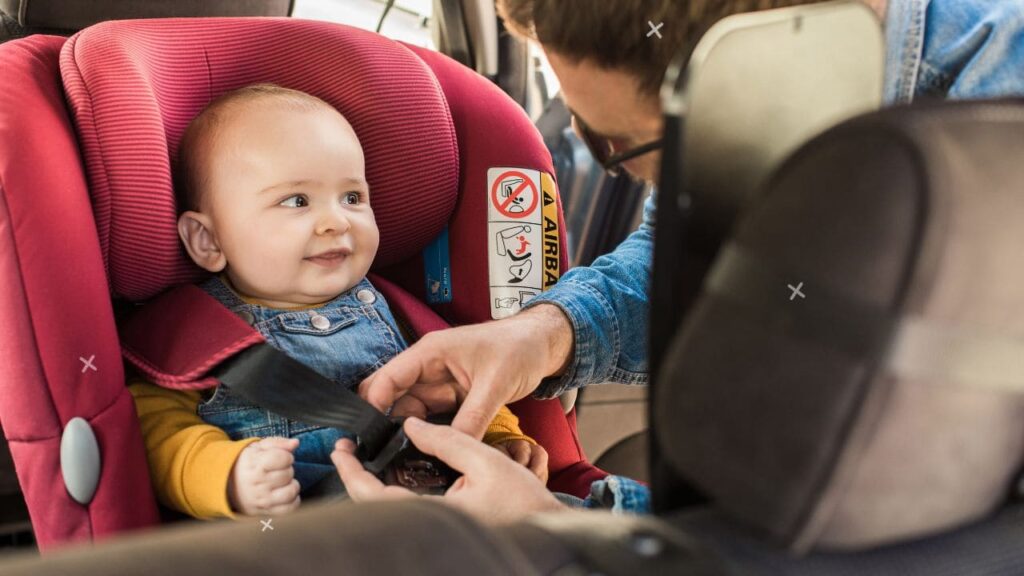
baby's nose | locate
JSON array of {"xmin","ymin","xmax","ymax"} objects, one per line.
[{"xmin": 315, "ymin": 209, "xmax": 351, "ymax": 235}]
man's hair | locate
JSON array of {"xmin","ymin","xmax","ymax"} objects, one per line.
[
  {"xmin": 497, "ymin": 0, "xmax": 826, "ymax": 98},
  {"xmin": 174, "ymin": 83, "xmax": 338, "ymax": 212}
]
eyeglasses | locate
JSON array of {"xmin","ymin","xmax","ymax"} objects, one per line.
[{"xmin": 570, "ymin": 112, "xmax": 663, "ymax": 177}]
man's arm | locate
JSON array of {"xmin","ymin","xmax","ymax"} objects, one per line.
[
  {"xmin": 522, "ymin": 190, "xmax": 655, "ymax": 397},
  {"xmin": 360, "ymin": 190, "xmax": 655, "ymax": 437},
  {"xmin": 915, "ymin": 1, "xmax": 1024, "ymax": 102}
]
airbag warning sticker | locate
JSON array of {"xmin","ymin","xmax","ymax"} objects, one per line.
[{"xmin": 487, "ymin": 168, "xmax": 560, "ymax": 319}]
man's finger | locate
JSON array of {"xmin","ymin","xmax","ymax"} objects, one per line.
[
  {"xmin": 358, "ymin": 349, "xmax": 430, "ymax": 411},
  {"xmin": 335, "ymin": 438, "xmax": 356, "ymax": 453},
  {"xmin": 331, "ymin": 446, "xmax": 415, "ymax": 502},
  {"xmin": 450, "ymin": 379, "xmax": 506, "ymax": 440},
  {"xmin": 391, "ymin": 394, "xmax": 428, "ymax": 419},
  {"xmin": 402, "ymin": 418, "xmax": 505, "ymax": 477}
]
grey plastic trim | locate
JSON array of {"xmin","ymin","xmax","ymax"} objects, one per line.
[{"xmin": 60, "ymin": 417, "xmax": 101, "ymax": 506}]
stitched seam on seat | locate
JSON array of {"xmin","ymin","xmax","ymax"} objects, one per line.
[
  {"xmin": 68, "ymin": 32, "xmax": 114, "ymax": 268},
  {"xmin": 203, "ymin": 47, "xmax": 212, "ymax": 102},
  {"xmin": 121, "ymin": 332, "xmax": 264, "ymax": 387},
  {"xmin": 0, "ymin": 177, "xmax": 62, "ymax": 442}
]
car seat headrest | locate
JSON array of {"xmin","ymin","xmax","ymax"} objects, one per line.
[
  {"xmin": 656, "ymin": 99, "xmax": 1024, "ymax": 553},
  {"xmin": 59, "ymin": 18, "xmax": 459, "ymax": 300},
  {"xmin": 0, "ymin": 0, "xmax": 291, "ymax": 31}
]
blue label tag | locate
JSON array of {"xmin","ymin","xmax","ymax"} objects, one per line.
[{"xmin": 423, "ymin": 227, "xmax": 453, "ymax": 304}]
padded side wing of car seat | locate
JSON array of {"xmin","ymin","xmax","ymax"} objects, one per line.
[
  {"xmin": 0, "ymin": 35, "xmax": 159, "ymax": 550},
  {"xmin": 383, "ymin": 46, "xmax": 607, "ymax": 498}
]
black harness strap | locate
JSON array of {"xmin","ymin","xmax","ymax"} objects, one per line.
[{"xmin": 210, "ymin": 343, "xmax": 400, "ymax": 469}]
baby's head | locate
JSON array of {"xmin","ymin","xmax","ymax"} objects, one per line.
[{"xmin": 175, "ymin": 84, "xmax": 378, "ymax": 308}]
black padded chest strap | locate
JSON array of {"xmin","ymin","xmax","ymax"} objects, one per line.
[{"xmin": 210, "ymin": 343, "xmax": 402, "ymax": 471}]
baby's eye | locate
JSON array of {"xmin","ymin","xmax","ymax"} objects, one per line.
[
  {"xmin": 279, "ymin": 195, "xmax": 308, "ymax": 208},
  {"xmin": 342, "ymin": 192, "xmax": 362, "ymax": 205}
]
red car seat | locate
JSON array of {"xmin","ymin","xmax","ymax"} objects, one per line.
[{"xmin": 0, "ymin": 17, "xmax": 606, "ymax": 551}]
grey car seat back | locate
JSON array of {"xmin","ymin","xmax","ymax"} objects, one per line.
[
  {"xmin": 650, "ymin": 0, "xmax": 884, "ymax": 512},
  {"xmin": 658, "ymin": 97, "xmax": 1024, "ymax": 553}
]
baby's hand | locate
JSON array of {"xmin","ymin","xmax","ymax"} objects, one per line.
[
  {"xmin": 228, "ymin": 437, "xmax": 301, "ymax": 516},
  {"xmin": 493, "ymin": 439, "xmax": 549, "ymax": 483}
]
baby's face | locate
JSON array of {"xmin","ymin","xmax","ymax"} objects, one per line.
[{"xmin": 200, "ymin": 104, "xmax": 378, "ymax": 307}]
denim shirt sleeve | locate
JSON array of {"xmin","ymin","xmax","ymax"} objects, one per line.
[
  {"xmin": 582, "ymin": 475, "xmax": 652, "ymax": 515},
  {"xmin": 522, "ymin": 190, "xmax": 655, "ymax": 398},
  {"xmin": 918, "ymin": 0, "xmax": 1024, "ymax": 101}
]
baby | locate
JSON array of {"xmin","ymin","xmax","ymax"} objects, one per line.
[{"xmin": 133, "ymin": 84, "xmax": 546, "ymax": 518}]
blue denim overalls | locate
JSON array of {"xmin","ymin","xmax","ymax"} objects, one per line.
[{"xmin": 196, "ymin": 276, "xmax": 408, "ymax": 492}]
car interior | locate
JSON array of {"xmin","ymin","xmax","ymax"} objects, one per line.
[{"xmin": 0, "ymin": 0, "xmax": 1022, "ymax": 574}]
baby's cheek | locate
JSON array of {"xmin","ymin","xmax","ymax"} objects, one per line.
[{"xmin": 241, "ymin": 246, "xmax": 299, "ymax": 291}]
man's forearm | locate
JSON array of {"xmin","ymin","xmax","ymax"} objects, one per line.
[{"xmin": 516, "ymin": 302, "xmax": 575, "ymax": 379}]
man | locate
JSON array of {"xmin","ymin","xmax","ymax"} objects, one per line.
[{"xmin": 336, "ymin": 0, "xmax": 1024, "ymax": 522}]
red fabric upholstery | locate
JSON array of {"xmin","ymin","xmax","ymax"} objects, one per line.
[
  {"xmin": 394, "ymin": 46, "xmax": 606, "ymax": 497},
  {"xmin": 60, "ymin": 18, "xmax": 460, "ymax": 301},
  {"xmin": 377, "ymin": 45, "xmax": 573, "ymax": 326},
  {"xmin": 119, "ymin": 285, "xmax": 266, "ymax": 390},
  {"xmin": 0, "ymin": 18, "xmax": 605, "ymax": 551},
  {"xmin": 0, "ymin": 35, "xmax": 159, "ymax": 550}
]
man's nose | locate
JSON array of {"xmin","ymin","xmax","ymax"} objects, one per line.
[{"xmin": 315, "ymin": 205, "xmax": 352, "ymax": 235}]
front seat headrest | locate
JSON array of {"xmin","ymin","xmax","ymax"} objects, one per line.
[{"xmin": 657, "ymin": 98, "xmax": 1024, "ymax": 553}]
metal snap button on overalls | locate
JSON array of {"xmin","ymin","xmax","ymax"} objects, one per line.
[
  {"xmin": 310, "ymin": 313, "xmax": 331, "ymax": 331},
  {"xmin": 356, "ymin": 289, "xmax": 376, "ymax": 304}
]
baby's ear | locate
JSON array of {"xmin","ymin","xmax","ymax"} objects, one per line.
[{"xmin": 177, "ymin": 211, "xmax": 226, "ymax": 272}]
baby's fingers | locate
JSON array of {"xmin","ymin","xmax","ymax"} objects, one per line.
[
  {"xmin": 266, "ymin": 479, "xmax": 301, "ymax": 512},
  {"xmin": 506, "ymin": 441, "xmax": 531, "ymax": 467},
  {"xmin": 256, "ymin": 446, "xmax": 296, "ymax": 472},
  {"xmin": 254, "ymin": 437, "xmax": 300, "ymax": 452},
  {"xmin": 260, "ymin": 467, "xmax": 295, "ymax": 489},
  {"xmin": 527, "ymin": 445, "xmax": 549, "ymax": 483}
]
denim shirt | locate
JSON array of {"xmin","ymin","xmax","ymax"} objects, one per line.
[
  {"xmin": 196, "ymin": 275, "xmax": 407, "ymax": 491},
  {"xmin": 525, "ymin": 0, "xmax": 1024, "ymax": 401}
]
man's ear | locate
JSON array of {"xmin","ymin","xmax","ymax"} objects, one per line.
[{"xmin": 177, "ymin": 211, "xmax": 226, "ymax": 272}]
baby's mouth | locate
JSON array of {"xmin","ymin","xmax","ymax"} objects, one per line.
[{"xmin": 305, "ymin": 249, "xmax": 351, "ymax": 267}]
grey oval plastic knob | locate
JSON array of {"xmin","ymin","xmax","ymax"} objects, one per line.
[{"xmin": 60, "ymin": 417, "xmax": 101, "ymax": 505}]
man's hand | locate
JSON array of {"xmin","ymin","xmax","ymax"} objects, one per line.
[
  {"xmin": 228, "ymin": 437, "xmax": 301, "ymax": 516},
  {"xmin": 492, "ymin": 440, "xmax": 549, "ymax": 483},
  {"xmin": 332, "ymin": 418, "xmax": 566, "ymax": 523},
  {"xmin": 359, "ymin": 304, "xmax": 575, "ymax": 439}
]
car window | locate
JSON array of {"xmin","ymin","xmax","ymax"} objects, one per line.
[{"xmin": 292, "ymin": 0, "xmax": 434, "ymax": 49}]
